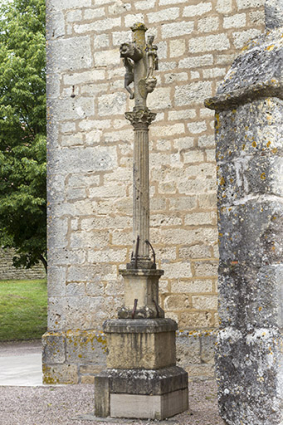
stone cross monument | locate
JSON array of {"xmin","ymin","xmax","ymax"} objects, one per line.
[
  {"xmin": 94, "ymin": 24, "xmax": 188, "ymax": 420},
  {"xmin": 206, "ymin": 1, "xmax": 283, "ymax": 424}
]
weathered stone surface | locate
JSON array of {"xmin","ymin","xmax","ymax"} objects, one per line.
[
  {"xmin": 42, "ymin": 330, "xmax": 107, "ymax": 384},
  {"xmin": 179, "ymin": 311, "xmax": 214, "ymax": 329},
  {"xmin": 265, "ymin": 0, "xmax": 283, "ymax": 28},
  {"xmin": 95, "ymin": 375, "xmax": 110, "ymax": 417},
  {"xmin": 42, "ymin": 332, "xmax": 66, "ymax": 364},
  {"xmin": 74, "ymin": 17, "xmax": 121, "ymax": 34},
  {"xmin": 48, "ymin": 0, "xmax": 91, "ymax": 9},
  {"xmin": 200, "ymin": 333, "xmax": 216, "ymax": 364},
  {"xmin": 106, "ymin": 331, "xmax": 176, "ymax": 369},
  {"xmin": 216, "ymin": 328, "xmax": 283, "ymax": 425},
  {"xmin": 50, "ymin": 146, "xmax": 118, "ymax": 174},
  {"xmin": 161, "ymin": 21, "xmax": 194, "ymax": 38},
  {"xmin": 217, "ymin": 154, "xmax": 283, "ymax": 200},
  {"xmin": 105, "ymin": 319, "xmax": 177, "ymax": 370},
  {"xmin": 218, "ymin": 201, "xmax": 283, "ymax": 267},
  {"xmin": 42, "ymin": 364, "xmax": 79, "ymax": 385},
  {"xmin": 104, "ymin": 318, "xmax": 177, "ymax": 333},
  {"xmin": 47, "ymin": 296, "xmax": 67, "ymax": 330},
  {"xmin": 47, "ymin": 37, "xmax": 93, "ymax": 72},
  {"xmin": 206, "ymin": 16, "xmax": 283, "ymax": 425},
  {"xmin": 217, "ymin": 0, "xmax": 233, "ymax": 13},
  {"xmin": 183, "ymin": 2, "xmax": 212, "ymax": 17},
  {"xmin": 175, "ymin": 81, "xmax": 212, "ymax": 106},
  {"xmin": 96, "ymin": 366, "xmax": 187, "ymax": 395},
  {"xmin": 176, "ymin": 332, "xmax": 201, "ymax": 365},
  {"xmin": 42, "ymin": 328, "xmax": 215, "ymax": 384},
  {"xmin": 218, "ymin": 264, "xmax": 283, "ymax": 331},
  {"xmin": 98, "ymin": 92, "xmax": 127, "ymax": 116},
  {"xmin": 110, "ymin": 389, "xmax": 188, "ymax": 420},
  {"xmin": 95, "ymin": 366, "xmax": 188, "ymax": 419},
  {"xmin": 189, "ymin": 34, "xmax": 230, "ymax": 53},
  {"xmin": 214, "ymin": 99, "xmax": 283, "ymax": 160},
  {"xmin": 65, "ymin": 330, "xmax": 107, "ymax": 364},
  {"xmin": 119, "ymin": 269, "xmax": 164, "ymax": 318},
  {"xmin": 233, "ymin": 28, "xmax": 264, "ymax": 51},
  {"xmin": 206, "ymin": 29, "xmax": 283, "ymax": 110}
]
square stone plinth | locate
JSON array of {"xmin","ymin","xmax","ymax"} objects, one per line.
[
  {"xmin": 95, "ymin": 366, "xmax": 188, "ymax": 419},
  {"xmin": 110, "ymin": 390, "xmax": 188, "ymax": 419},
  {"xmin": 104, "ymin": 319, "xmax": 177, "ymax": 369},
  {"xmin": 120, "ymin": 269, "xmax": 164, "ymax": 311}
]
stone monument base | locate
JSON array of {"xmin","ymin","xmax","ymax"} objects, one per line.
[
  {"xmin": 95, "ymin": 366, "xmax": 188, "ymax": 419},
  {"xmin": 94, "ymin": 318, "xmax": 188, "ymax": 419}
]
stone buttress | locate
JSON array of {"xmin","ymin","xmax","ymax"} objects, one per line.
[{"xmin": 205, "ymin": 4, "xmax": 283, "ymax": 424}]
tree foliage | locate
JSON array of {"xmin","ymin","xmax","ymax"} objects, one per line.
[{"xmin": 0, "ymin": 0, "xmax": 46, "ymax": 272}]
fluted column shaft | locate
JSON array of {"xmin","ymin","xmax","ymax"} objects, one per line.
[
  {"xmin": 133, "ymin": 125, "xmax": 150, "ymax": 258},
  {"xmin": 126, "ymin": 109, "xmax": 156, "ymax": 266}
]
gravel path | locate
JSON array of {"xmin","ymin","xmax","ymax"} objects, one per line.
[
  {"xmin": 0, "ymin": 341, "xmax": 225, "ymax": 425},
  {"xmin": 0, "ymin": 381, "xmax": 225, "ymax": 425}
]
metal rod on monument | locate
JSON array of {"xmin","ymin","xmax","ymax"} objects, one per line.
[{"xmin": 120, "ymin": 23, "xmax": 158, "ymax": 269}]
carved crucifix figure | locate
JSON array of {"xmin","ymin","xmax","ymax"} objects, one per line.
[{"xmin": 120, "ymin": 23, "xmax": 158, "ymax": 270}]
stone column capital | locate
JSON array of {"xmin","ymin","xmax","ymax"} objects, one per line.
[{"xmin": 125, "ymin": 109, "xmax": 156, "ymax": 129}]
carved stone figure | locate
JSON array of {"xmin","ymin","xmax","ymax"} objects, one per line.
[
  {"xmin": 120, "ymin": 23, "xmax": 158, "ymax": 108},
  {"xmin": 123, "ymin": 57, "xmax": 134, "ymax": 99}
]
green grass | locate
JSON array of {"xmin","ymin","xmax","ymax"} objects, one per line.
[{"xmin": 0, "ymin": 279, "xmax": 47, "ymax": 341}]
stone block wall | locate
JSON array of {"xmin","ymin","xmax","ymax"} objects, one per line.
[
  {"xmin": 0, "ymin": 248, "xmax": 46, "ymax": 281},
  {"xmin": 45, "ymin": 0, "xmax": 265, "ymax": 382}
]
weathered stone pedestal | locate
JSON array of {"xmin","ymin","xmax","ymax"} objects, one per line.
[
  {"xmin": 118, "ymin": 268, "xmax": 165, "ymax": 319},
  {"xmin": 206, "ymin": 11, "xmax": 283, "ymax": 425},
  {"xmin": 94, "ymin": 265, "xmax": 189, "ymax": 419},
  {"xmin": 95, "ymin": 319, "xmax": 188, "ymax": 419}
]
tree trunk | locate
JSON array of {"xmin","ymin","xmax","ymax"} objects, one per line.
[{"xmin": 39, "ymin": 254, "xmax": 47, "ymax": 274}]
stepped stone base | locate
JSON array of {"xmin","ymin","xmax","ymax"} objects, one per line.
[
  {"xmin": 95, "ymin": 366, "xmax": 188, "ymax": 419},
  {"xmin": 42, "ymin": 327, "xmax": 216, "ymax": 384},
  {"xmin": 95, "ymin": 318, "xmax": 188, "ymax": 419}
]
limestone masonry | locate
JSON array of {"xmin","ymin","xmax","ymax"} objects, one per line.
[
  {"xmin": 206, "ymin": 1, "xmax": 283, "ymax": 421},
  {"xmin": 44, "ymin": 0, "xmax": 265, "ymax": 384}
]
